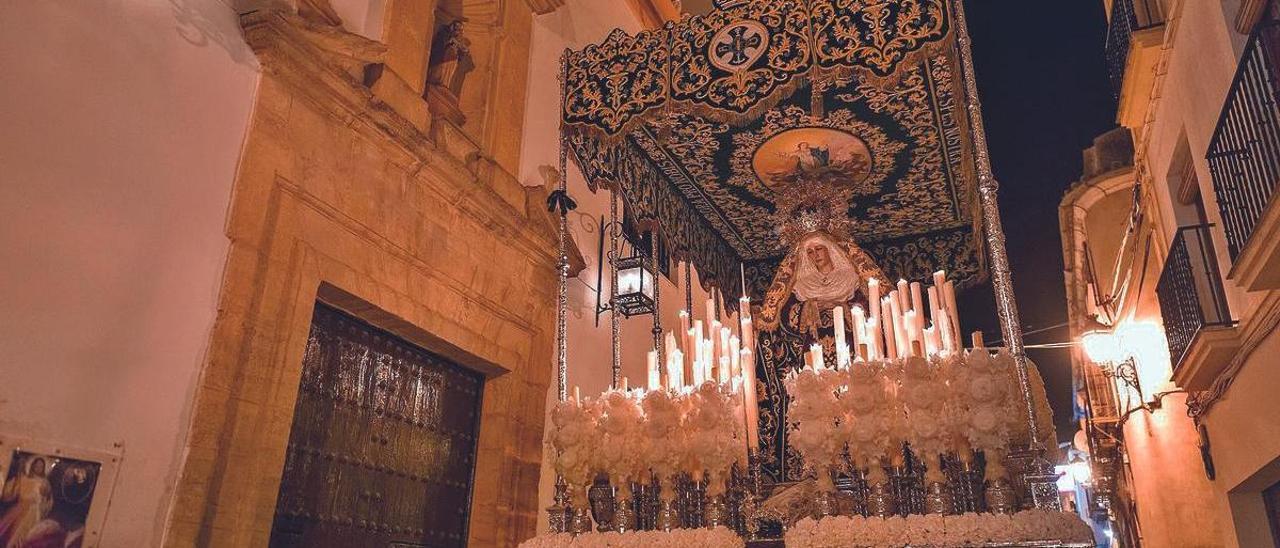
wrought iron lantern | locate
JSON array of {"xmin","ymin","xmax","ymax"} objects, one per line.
[{"xmin": 613, "ymin": 252, "xmax": 656, "ymax": 317}]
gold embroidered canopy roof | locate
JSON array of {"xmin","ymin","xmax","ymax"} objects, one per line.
[{"xmin": 562, "ymin": 0, "xmax": 987, "ymax": 302}]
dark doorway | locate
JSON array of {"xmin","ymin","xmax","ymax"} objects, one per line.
[{"xmin": 269, "ymin": 303, "xmax": 484, "ymax": 548}]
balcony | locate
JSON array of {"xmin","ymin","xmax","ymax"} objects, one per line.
[
  {"xmin": 1105, "ymin": 0, "xmax": 1166, "ymax": 129},
  {"xmin": 1209, "ymin": 5, "xmax": 1280, "ymax": 290},
  {"xmin": 1156, "ymin": 225, "xmax": 1238, "ymax": 391}
]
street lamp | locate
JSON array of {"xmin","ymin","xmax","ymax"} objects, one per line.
[
  {"xmin": 1080, "ymin": 329, "xmax": 1143, "ymax": 402},
  {"xmin": 1068, "ymin": 454, "xmax": 1092, "ymax": 485}
]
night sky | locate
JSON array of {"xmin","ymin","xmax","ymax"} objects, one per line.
[{"xmin": 956, "ymin": 0, "xmax": 1118, "ymax": 444}]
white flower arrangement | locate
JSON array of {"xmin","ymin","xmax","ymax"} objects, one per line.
[
  {"xmin": 784, "ymin": 350, "xmax": 1060, "ymax": 484},
  {"xmin": 899, "ymin": 356, "xmax": 950, "ymax": 479},
  {"xmin": 550, "ymin": 397, "xmax": 602, "ymax": 503},
  {"xmin": 784, "ymin": 509, "xmax": 1095, "ymax": 547},
  {"xmin": 786, "ymin": 368, "xmax": 844, "ymax": 488},
  {"xmin": 520, "ymin": 527, "xmax": 745, "ymax": 548},
  {"xmin": 686, "ymin": 381, "xmax": 746, "ymax": 494}
]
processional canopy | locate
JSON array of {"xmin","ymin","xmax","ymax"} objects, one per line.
[{"xmin": 561, "ymin": 0, "xmax": 987, "ymax": 304}]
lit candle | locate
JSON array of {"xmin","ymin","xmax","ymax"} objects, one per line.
[
  {"xmin": 833, "ymin": 306, "xmax": 848, "ymax": 367},
  {"xmin": 889, "ymin": 291, "xmax": 908, "ymax": 358},
  {"xmin": 730, "ymin": 335, "xmax": 741, "ymax": 377},
  {"xmin": 904, "ymin": 310, "xmax": 922, "ymax": 357},
  {"xmin": 670, "ymin": 349, "xmax": 685, "ymax": 389},
  {"xmin": 881, "ymin": 296, "xmax": 898, "ymax": 360},
  {"xmin": 924, "ymin": 326, "xmax": 939, "ymax": 357},
  {"xmin": 648, "ymin": 350, "xmax": 661, "ymax": 390},
  {"xmin": 706, "ymin": 297, "xmax": 716, "ymax": 327},
  {"xmin": 868, "ymin": 278, "xmax": 882, "ymax": 325},
  {"xmin": 972, "ymin": 330, "xmax": 985, "ymax": 349},
  {"xmin": 943, "ymin": 280, "xmax": 961, "ymax": 347},
  {"xmin": 852, "ymin": 306, "xmax": 867, "ymax": 361},
  {"xmin": 679, "ymin": 310, "xmax": 691, "ymax": 345},
  {"xmin": 811, "ymin": 344, "xmax": 826, "ymax": 371},
  {"xmin": 938, "ymin": 314, "xmax": 954, "ymax": 353},
  {"xmin": 910, "ymin": 282, "xmax": 924, "ymax": 318},
  {"xmin": 927, "ymin": 285, "xmax": 942, "ymax": 327},
  {"xmin": 866, "ymin": 317, "xmax": 880, "ymax": 361},
  {"xmin": 573, "ymin": 385, "xmax": 581, "ymax": 404},
  {"xmin": 622, "ymin": 377, "xmax": 630, "ymax": 391}
]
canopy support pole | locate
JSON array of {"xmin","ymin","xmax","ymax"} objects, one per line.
[{"xmin": 953, "ymin": 0, "xmax": 1062, "ymax": 510}]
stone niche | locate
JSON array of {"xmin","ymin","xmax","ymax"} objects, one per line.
[{"xmin": 164, "ymin": 4, "xmax": 556, "ymax": 547}]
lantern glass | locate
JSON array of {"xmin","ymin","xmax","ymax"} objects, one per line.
[{"xmin": 614, "ymin": 254, "xmax": 656, "ymax": 316}]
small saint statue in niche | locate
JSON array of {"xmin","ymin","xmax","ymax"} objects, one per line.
[{"xmin": 427, "ymin": 21, "xmax": 472, "ymax": 94}]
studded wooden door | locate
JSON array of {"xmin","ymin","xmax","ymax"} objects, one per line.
[{"xmin": 269, "ymin": 303, "xmax": 484, "ymax": 548}]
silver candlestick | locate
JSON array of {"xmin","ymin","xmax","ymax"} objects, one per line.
[{"xmin": 923, "ymin": 481, "xmax": 955, "ymax": 515}]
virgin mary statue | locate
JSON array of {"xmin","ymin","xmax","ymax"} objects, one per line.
[{"xmin": 754, "ymin": 229, "xmax": 887, "ymax": 482}]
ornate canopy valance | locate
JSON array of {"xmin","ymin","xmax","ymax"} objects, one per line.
[{"xmin": 562, "ymin": 0, "xmax": 987, "ymax": 304}]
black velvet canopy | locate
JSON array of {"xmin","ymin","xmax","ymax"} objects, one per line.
[{"xmin": 561, "ymin": 0, "xmax": 988, "ymax": 305}]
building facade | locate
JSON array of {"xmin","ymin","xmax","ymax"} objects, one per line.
[
  {"xmin": 1063, "ymin": 0, "xmax": 1280, "ymax": 545},
  {"xmin": 0, "ymin": 0, "xmax": 688, "ymax": 546}
]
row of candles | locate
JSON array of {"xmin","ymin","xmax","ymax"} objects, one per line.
[
  {"xmin": 806, "ymin": 271, "xmax": 964, "ymax": 370},
  {"xmin": 643, "ymin": 290, "xmax": 761, "ymax": 449},
  {"xmin": 578, "ymin": 270, "xmax": 966, "ymax": 459}
]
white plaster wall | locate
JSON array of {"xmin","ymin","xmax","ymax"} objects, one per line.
[
  {"xmin": 1144, "ymin": 0, "xmax": 1258, "ymax": 321},
  {"xmin": 0, "ymin": 0, "xmax": 258, "ymax": 545},
  {"xmin": 1135, "ymin": 2, "xmax": 1280, "ymax": 545},
  {"xmin": 517, "ymin": 2, "xmax": 737, "ymax": 537}
]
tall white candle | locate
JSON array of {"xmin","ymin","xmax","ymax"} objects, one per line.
[
  {"xmin": 868, "ymin": 278, "xmax": 882, "ymax": 324},
  {"xmin": 852, "ymin": 306, "xmax": 867, "ymax": 361},
  {"xmin": 904, "ymin": 310, "xmax": 921, "ymax": 357},
  {"xmin": 648, "ymin": 350, "xmax": 661, "ymax": 390},
  {"xmin": 730, "ymin": 335, "xmax": 741, "ymax": 377},
  {"xmin": 866, "ymin": 317, "xmax": 880, "ymax": 361},
  {"xmin": 943, "ymin": 280, "xmax": 962, "ymax": 347},
  {"xmin": 833, "ymin": 306, "xmax": 847, "ymax": 366},
  {"xmin": 671, "ymin": 350, "xmax": 685, "ymax": 389},
  {"xmin": 881, "ymin": 296, "xmax": 898, "ymax": 360},
  {"xmin": 679, "ymin": 310, "xmax": 691, "ymax": 346},
  {"xmin": 972, "ymin": 330, "xmax": 985, "ymax": 349},
  {"xmin": 910, "ymin": 282, "xmax": 924, "ymax": 317},
  {"xmin": 741, "ymin": 348, "xmax": 760, "ymax": 449},
  {"xmin": 889, "ymin": 291, "xmax": 908, "ymax": 358},
  {"xmin": 927, "ymin": 285, "xmax": 942, "ymax": 327}
]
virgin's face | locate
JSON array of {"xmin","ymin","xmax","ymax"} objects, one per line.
[
  {"xmin": 30, "ymin": 458, "xmax": 45, "ymax": 477},
  {"xmin": 806, "ymin": 243, "xmax": 834, "ymax": 273}
]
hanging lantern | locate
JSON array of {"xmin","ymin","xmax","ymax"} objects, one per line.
[{"xmin": 614, "ymin": 253, "xmax": 656, "ymax": 317}]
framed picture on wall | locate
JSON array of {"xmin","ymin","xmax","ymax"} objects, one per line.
[{"xmin": 0, "ymin": 436, "xmax": 121, "ymax": 548}]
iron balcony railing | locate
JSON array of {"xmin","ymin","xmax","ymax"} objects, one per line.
[
  {"xmin": 1206, "ymin": 5, "xmax": 1280, "ymax": 260},
  {"xmin": 1104, "ymin": 0, "xmax": 1167, "ymax": 100},
  {"xmin": 1156, "ymin": 225, "xmax": 1233, "ymax": 372}
]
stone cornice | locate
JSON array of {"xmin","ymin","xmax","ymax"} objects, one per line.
[{"xmin": 239, "ymin": 8, "xmax": 561, "ymax": 269}]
